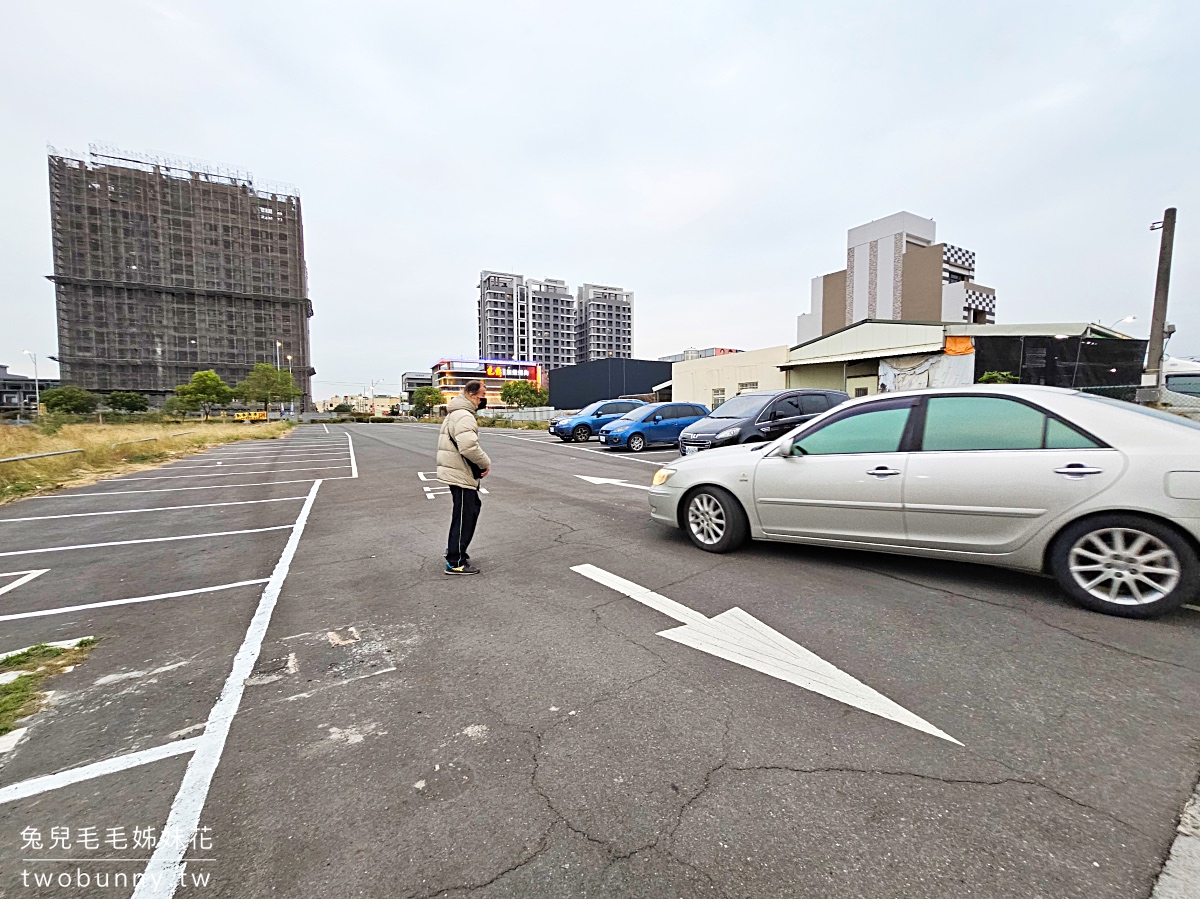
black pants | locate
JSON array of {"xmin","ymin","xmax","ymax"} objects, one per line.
[{"xmin": 446, "ymin": 485, "xmax": 482, "ymax": 567}]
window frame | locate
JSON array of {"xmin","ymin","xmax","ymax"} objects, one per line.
[{"xmin": 909, "ymin": 393, "xmax": 1110, "ymax": 453}]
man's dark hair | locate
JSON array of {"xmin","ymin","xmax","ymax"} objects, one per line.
[{"xmin": 462, "ymin": 380, "xmax": 484, "ymax": 396}]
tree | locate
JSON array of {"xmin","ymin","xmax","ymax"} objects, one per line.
[
  {"xmin": 106, "ymin": 391, "xmax": 149, "ymax": 413},
  {"xmin": 162, "ymin": 395, "xmax": 198, "ymax": 418},
  {"xmin": 42, "ymin": 385, "xmax": 99, "ymax": 414},
  {"xmin": 500, "ymin": 380, "xmax": 549, "ymax": 408},
  {"xmin": 411, "ymin": 386, "xmax": 445, "ymax": 416},
  {"xmin": 234, "ymin": 364, "xmax": 299, "ymax": 414},
  {"xmin": 978, "ymin": 370, "xmax": 1019, "ymax": 384},
  {"xmin": 333, "ymin": 403, "xmax": 353, "ymax": 415},
  {"xmin": 176, "ymin": 370, "xmax": 234, "ymax": 420}
]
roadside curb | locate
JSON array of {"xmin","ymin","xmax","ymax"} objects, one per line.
[{"xmin": 1151, "ymin": 779, "xmax": 1200, "ymax": 898}]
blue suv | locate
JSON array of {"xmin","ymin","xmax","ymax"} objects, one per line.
[
  {"xmin": 550, "ymin": 399, "xmax": 647, "ymax": 443},
  {"xmin": 597, "ymin": 402, "xmax": 710, "ymax": 452}
]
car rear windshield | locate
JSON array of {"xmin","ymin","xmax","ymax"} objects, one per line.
[
  {"xmin": 1077, "ymin": 393, "xmax": 1200, "ymax": 432},
  {"xmin": 708, "ymin": 395, "xmax": 769, "ymax": 419}
]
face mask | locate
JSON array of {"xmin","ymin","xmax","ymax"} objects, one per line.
[{"xmin": 476, "ymin": 397, "xmax": 487, "ymax": 410}]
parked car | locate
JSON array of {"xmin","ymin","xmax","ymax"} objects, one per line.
[
  {"xmin": 550, "ymin": 399, "xmax": 647, "ymax": 442},
  {"xmin": 598, "ymin": 402, "xmax": 710, "ymax": 452},
  {"xmin": 648, "ymin": 385, "xmax": 1200, "ymax": 618},
  {"xmin": 679, "ymin": 389, "xmax": 849, "ymax": 455}
]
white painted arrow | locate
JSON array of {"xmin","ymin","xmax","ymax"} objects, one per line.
[
  {"xmin": 0, "ymin": 569, "xmax": 49, "ymax": 598},
  {"xmin": 574, "ymin": 475, "xmax": 651, "ymax": 491},
  {"xmin": 571, "ymin": 564, "xmax": 961, "ymax": 745}
]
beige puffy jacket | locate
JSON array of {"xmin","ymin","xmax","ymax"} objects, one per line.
[{"xmin": 436, "ymin": 396, "xmax": 492, "ymax": 490}]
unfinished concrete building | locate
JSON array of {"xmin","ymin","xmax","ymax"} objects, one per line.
[{"xmin": 47, "ymin": 145, "xmax": 314, "ymax": 406}]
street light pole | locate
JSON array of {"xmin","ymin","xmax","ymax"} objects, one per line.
[
  {"xmin": 22, "ymin": 350, "xmax": 39, "ymax": 420},
  {"xmin": 286, "ymin": 355, "xmax": 294, "ymax": 416}
]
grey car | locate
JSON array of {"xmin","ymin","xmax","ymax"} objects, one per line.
[{"xmin": 648, "ymin": 385, "xmax": 1200, "ymax": 618}]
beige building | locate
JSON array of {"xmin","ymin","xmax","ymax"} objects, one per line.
[
  {"xmin": 797, "ymin": 212, "xmax": 997, "ymax": 344},
  {"xmin": 671, "ymin": 345, "xmax": 789, "ymax": 408}
]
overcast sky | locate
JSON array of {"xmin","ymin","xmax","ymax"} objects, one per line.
[{"xmin": 2, "ymin": 1, "xmax": 1198, "ymax": 396}]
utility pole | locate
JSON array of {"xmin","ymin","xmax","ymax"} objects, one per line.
[{"xmin": 1142, "ymin": 207, "xmax": 1177, "ymax": 395}]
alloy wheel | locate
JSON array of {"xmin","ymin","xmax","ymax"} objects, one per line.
[
  {"xmin": 688, "ymin": 494, "xmax": 726, "ymax": 546},
  {"xmin": 628, "ymin": 434, "xmax": 645, "ymax": 452},
  {"xmin": 572, "ymin": 426, "xmax": 590, "ymax": 442},
  {"xmin": 1067, "ymin": 527, "xmax": 1181, "ymax": 606}
]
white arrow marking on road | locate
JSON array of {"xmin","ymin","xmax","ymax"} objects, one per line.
[
  {"xmin": 571, "ymin": 564, "xmax": 961, "ymax": 745},
  {"xmin": 0, "ymin": 569, "xmax": 50, "ymax": 598},
  {"xmin": 574, "ymin": 475, "xmax": 651, "ymax": 491}
]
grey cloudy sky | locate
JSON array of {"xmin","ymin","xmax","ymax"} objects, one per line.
[{"xmin": 3, "ymin": 1, "xmax": 1198, "ymax": 396}]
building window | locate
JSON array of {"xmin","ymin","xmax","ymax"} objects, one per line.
[
  {"xmin": 711, "ymin": 388, "xmax": 726, "ymax": 407},
  {"xmin": 737, "ymin": 381, "xmax": 758, "ymax": 392}
]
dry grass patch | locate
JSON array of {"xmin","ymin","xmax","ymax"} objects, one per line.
[{"xmin": 0, "ymin": 421, "xmax": 293, "ymax": 504}]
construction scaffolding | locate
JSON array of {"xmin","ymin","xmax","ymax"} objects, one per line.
[{"xmin": 46, "ymin": 144, "xmax": 314, "ymax": 405}]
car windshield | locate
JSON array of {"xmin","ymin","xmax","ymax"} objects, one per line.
[
  {"xmin": 708, "ymin": 395, "xmax": 770, "ymax": 419},
  {"xmin": 1077, "ymin": 393, "xmax": 1200, "ymax": 432},
  {"xmin": 617, "ymin": 406, "xmax": 654, "ymax": 422},
  {"xmin": 578, "ymin": 402, "xmax": 604, "ymax": 416}
]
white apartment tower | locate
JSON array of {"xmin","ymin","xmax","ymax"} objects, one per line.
[
  {"xmin": 797, "ymin": 212, "xmax": 998, "ymax": 343},
  {"xmin": 478, "ymin": 272, "xmax": 633, "ymax": 369}
]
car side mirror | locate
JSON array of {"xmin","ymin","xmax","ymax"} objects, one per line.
[
  {"xmin": 654, "ymin": 415, "xmax": 663, "ymax": 422},
  {"xmin": 594, "ymin": 411, "xmax": 603, "ymax": 417}
]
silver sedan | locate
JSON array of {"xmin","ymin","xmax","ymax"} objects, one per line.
[{"xmin": 648, "ymin": 386, "xmax": 1200, "ymax": 618}]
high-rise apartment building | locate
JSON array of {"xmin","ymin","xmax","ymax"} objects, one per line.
[
  {"xmin": 47, "ymin": 145, "xmax": 314, "ymax": 405},
  {"xmin": 477, "ymin": 272, "xmax": 633, "ymax": 370},
  {"xmin": 797, "ymin": 211, "xmax": 997, "ymax": 343},
  {"xmin": 575, "ymin": 283, "xmax": 633, "ymax": 363}
]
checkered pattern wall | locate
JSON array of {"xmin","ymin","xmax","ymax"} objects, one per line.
[
  {"xmin": 942, "ymin": 244, "xmax": 976, "ymax": 271},
  {"xmin": 964, "ymin": 288, "xmax": 995, "ymax": 314}
]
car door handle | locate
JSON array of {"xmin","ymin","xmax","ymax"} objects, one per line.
[
  {"xmin": 1054, "ymin": 464, "xmax": 1104, "ymax": 479},
  {"xmin": 867, "ymin": 467, "xmax": 902, "ymax": 478}
]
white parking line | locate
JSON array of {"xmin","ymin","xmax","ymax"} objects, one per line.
[
  {"xmin": 0, "ymin": 737, "xmax": 205, "ymax": 806},
  {"xmin": 0, "ymin": 496, "xmax": 308, "ymax": 524},
  {"xmin": 323, "ymin": 424, "xmax": 330, "ymax": 433},
  {"xmin": 0, "ymin": 569, "xmax": 50, "ymax": 597},
  {"xmin": 0, "ymin": 579, "xmax": 272, "ymax": 622},
  {"xmin": 93, "ymin": 465, "xmax": 350, "ymax": 483},
  {"xmin": 1185, "ymin": 604, "xmax": 1200, "ymax": 613},
  {"xmin": 499, "ymin": 433, "xmax": 666, "ymax": 466},
  {"xmin": 133, "ymin": 479, "xmax": 322, "ymax": 898},
  {"xmin": 26, "ymin": 477, "xmax": 334, "ymax": 498},
  {"xmin": 0, "ymin": 525, "xmax": 293, "ymax": 559},
  {"xmin": 182, "ymin": 448, "xmax": 350, "ymax": 458},
  {"xmin": 160, "ymin": 456, "xmax": 349, "ymax": 470},
  {"xmin": 348, "ymin": 434, "xmax": 358, "ymax": 479}
]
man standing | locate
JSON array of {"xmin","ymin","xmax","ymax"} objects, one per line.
[{"xmin": 437, "ymin": 380, "xmax": 492, "ymax": 575}]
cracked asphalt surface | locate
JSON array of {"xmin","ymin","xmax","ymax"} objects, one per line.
[{"xmin": 2, "ymin": 421, "xmax": 1199, "ymax": 898}]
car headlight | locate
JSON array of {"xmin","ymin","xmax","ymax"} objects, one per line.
[
  {"xmin": 715, "ymin": 427, "xmax": 740, "ymax": 442},
  {"xmin": 651, "ymin": 468, "xmax": 677, "ymax": 487}
]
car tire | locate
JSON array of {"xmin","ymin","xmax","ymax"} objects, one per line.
[
  {"xmin": 1048, "ymin": 514, "xmax": 1199, "ymax": 618},
  {"xmin": 681, "ymin": 486, "xmax": 749, "ymax": 553},
  {"xmin": 627, "ymin": 433, "xmax": 646, "ymax": 452},
  {"xmin": 572, "ymin": 425, "xmax": 591, "ymax": 443}
]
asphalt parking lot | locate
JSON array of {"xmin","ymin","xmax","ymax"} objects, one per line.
[{"xmin": 1, "ymin": 421, "xmax": 1198, "ymax": 898}]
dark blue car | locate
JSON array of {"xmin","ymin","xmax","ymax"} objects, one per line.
[
  {"xmin": 597, "ymin": 402, "xmax": 710, "ymax": 452},
  {"xmin": 549, "ymin": 399, "xmax": 647, "ymax": 442}
]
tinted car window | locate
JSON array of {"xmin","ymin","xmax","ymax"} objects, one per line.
[
  {"xmin": 596, "ymin": 404, "xmax": 620, "ymax": 415},
  {"xmin": 687, "ymin": 405, "xmax": 707, "ymax": 417},
  {"xmin": 619, "ymin": 402, "xmax": 640, "ymax": 413},
  {"xmin": 768, "ymin": 396, "xmax": 804, "ymax": 420},
  {"xmin": 923, "ymin": 397, "xmax": 1044, "ymax": 451},
  {"xmin": 1045, "ymin": 418, "xmax": 1101, "ymax": 449},
  {"xmin": 794, "ymin": 405, "xmax": 912, "ymax": 455},
  {"xmin": 921, "ymin": 396, "xmax": 1101, "ymax": 451},
  {"xmin": 799, "ymin": 394, "xmax": 829, "ymax": 415},
  {"xmin": 709, "ymin": 394, "xmax": 771, "ymax": 419},
  {"xmin": 658, "ymin": 406, "xmax": 680, "ymax": 419},
  {"xmin": 1166, "ymin": 375, "xmax": 1200, "ymax": 397}
]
